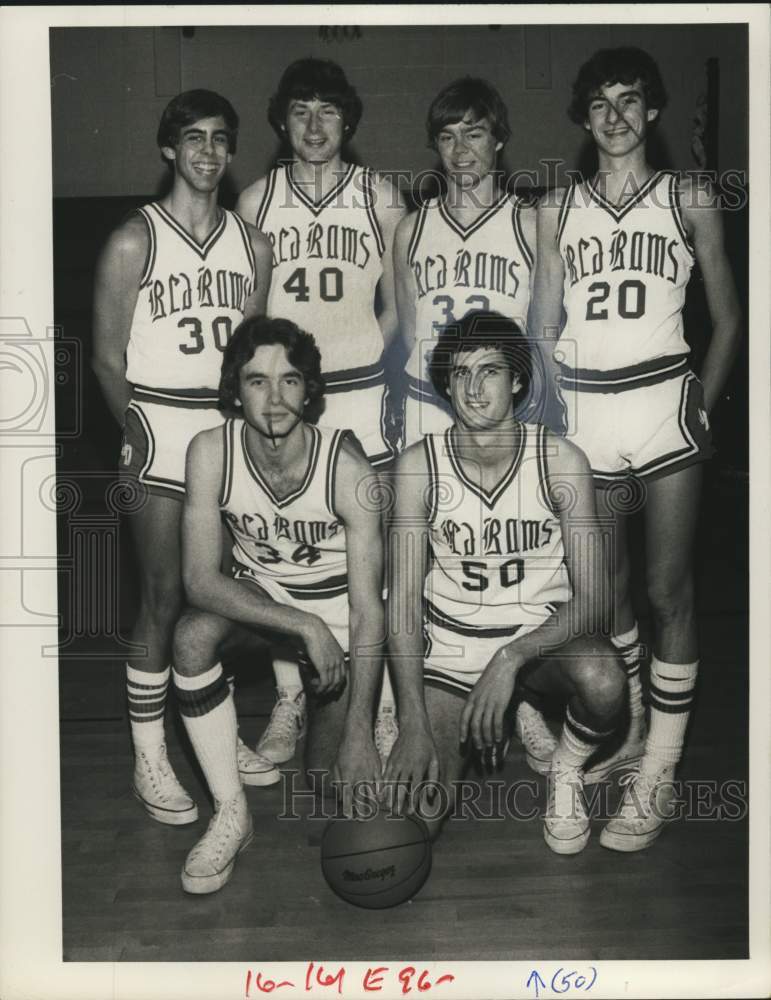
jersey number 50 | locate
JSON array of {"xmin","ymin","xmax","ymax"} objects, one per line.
[{"xmin": 461, "ymin": 557, "xmax": 524, "ymax": 592}]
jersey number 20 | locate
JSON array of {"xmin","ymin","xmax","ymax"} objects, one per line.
[{"xmin": 585, "ymin": 279, "xmax": 646, "ymax": 321}]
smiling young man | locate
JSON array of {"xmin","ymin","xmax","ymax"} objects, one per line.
[
  {"xmin": 237, "ymin": 59, "xmax": 405, "ymax": 766},
  {"xmin": 386, "ymin": 311, "xmax": 625, "ymax": 854},
  {"xmin": 530, "ymin": 48, "xmax": 742, "ymax": 850},
  {"xmin": 92, "ymin": 91, "xmax": 274, "ymax": 825},
  {"xmin": 394, "ymin": 77, "xmax": 536, "ymax": 449},
  {"xmin": 173, "ymin": 315, "xmax": 384, "ymax": 893}
]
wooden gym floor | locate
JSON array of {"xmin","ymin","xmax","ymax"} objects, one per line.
[{"xmin": 59, "ymin": 468, "xmax": 749, "ymax": 963}]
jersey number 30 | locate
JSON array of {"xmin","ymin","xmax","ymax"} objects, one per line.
[
  {"xmin": 178, "ymin": 316, "xmax": 232, "ymax": 354},
  {"xmin": 283, "ymin": 267, "xmax": 343, "ymax": 303}
]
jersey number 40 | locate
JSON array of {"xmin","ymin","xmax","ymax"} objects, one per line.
[{"xmin": 283, "ymin": 267, "xmax": 344, "ymax": 303}]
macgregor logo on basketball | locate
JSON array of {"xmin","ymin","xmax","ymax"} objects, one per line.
[{"xmin": 342, "ymin": 864, "xmax": 396, "ymax": 882}]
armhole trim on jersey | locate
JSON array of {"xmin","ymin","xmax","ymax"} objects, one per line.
[
  {"xmin": 255, "ymin": 168, "xmax": 278, "ymax": 231},
  {"xmin": 136, "ymin": 207, "xmax": 156, "ymax": 290},
  {"xmin": 555, "ymin": 186, "xmax": 574, "ymax": 246},
  {"xmin": 423, "ymin": 434, "xmax": 440, "ymax": 524},
  {"xmin": 512, "ymin": 199, "xmax": 535, "ymax": 271},
  {"xmin": 231, "ymin": 210, "xmax": 258, "ymax": 290},
  {"xmin": 326, "ymin": 428, "xmax": 346, "ymax": 518},
  {"xmin": 668, "ymin": 172, "xmax": 696, "ymax": 258},
  {"xmin": 536, "ymin": 424, "xmax": 558, "ymax": 515},
  {"xmin": 363, "ymin": 167, "xmax": 386, "ymax": 258},
  {"xmin": 407, "ymin": 202, "xmax": 428, "ymax": 267},
  {"xmin": 219, "ymin": 418, "xmax": 235, "ymax": 509}
]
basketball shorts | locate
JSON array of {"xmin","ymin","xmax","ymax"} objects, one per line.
[
  {"xmin": 119, "ymin": 386, "xmax": 224, "ymax": 500},
  {"xmin": 402, "ymin": 376, "xmax": 454, "ymax": 450},
  {"xmin": 232, "ymin": 562, "xmax": 350, "ymax": 657},
  {"xmin": 319, "ymin": 362, "xmax": 395, "ymax": 468},
  {"xmin": 557, "ymin": 355, "xmax": 713, "ymax": 486},
  {"xmin": 423, "ymin": 599, "xmax": 554, "ymax": 695}
]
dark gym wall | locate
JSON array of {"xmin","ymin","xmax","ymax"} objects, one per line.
[{"xmin": 50, "ymin": 23, "xmax": 748, "ymax": 199}]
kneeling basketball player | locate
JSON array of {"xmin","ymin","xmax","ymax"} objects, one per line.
[
  {"xmin": 173, "ymin": 316, "xmax": 384, "ymax": 893},
  {"xmin": 386, "ymin": 311, "xmax": 625, "ymax": 854}
]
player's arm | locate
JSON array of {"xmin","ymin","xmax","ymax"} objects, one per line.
[
  {"xmin": 680, "ymin": 176, "xmax": 743, "ymax": 413},
  {"xmin": 91, "ymin": 214, "xmax": 148, "ymax": 426},
  {"xmin": 460, "ymin": 435, "xmax": 610, "ymax": 750},
  {"xmin": 393, "ymin": 211, "xmax": 420, "ymax": 359},
  {"xmin": 329, "ymin": 442, "xmax": 387, "ymax": 805},
  {"xmin": 183, "ymin": 430, "xmax": 345, "ymax": 693},
  {"xmin": 243, "ymin": 222, "xmax": 274, "ymax": 317},
  {"xmin": 384, "ymin": 444, "xmax": 441, "ymax": 810},
  {"xmin": 518, "ymin": 199, "xmax": 539, "ymax": 311},
  {"xmin": 528, "ymin": 189, "xmax": 568, "ymax": 431},
  {"xmin": 235, "ymin": 176, "xmax": 268, "ymax": 226},
  {"xmin": 372, "ymin": 174, "xmax": 407, "ymax": 349}
]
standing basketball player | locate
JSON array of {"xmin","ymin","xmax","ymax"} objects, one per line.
[
  {"xmin": 92, "ymin": 91, "xmax": 274, "ymax": 825},
  {"xmin": 530, "ymin": 48, "xmax": 741, "ymax": 850},
  {"xmin": 237, "ymin": 59, "xmax": 405, "ymax": 765},
  {"xmin": 386, "ymin": 311, "xmax": 625, "ymax": 854},
  {"xmin": 394, "ymin": 77, "xmax": 536, "ymax": 449},
  {"xmin": 173, "ymin": 315, "xmax": 384, "ymax": 893}
]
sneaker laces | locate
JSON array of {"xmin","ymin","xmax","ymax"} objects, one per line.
[
  {"xmin": 616, "ymin": 767, "xmax": 671, "ymax": 820},
  {"xmin": 548, "ymin": 762, "xmax": 587, "ymax": 822},
  {"xmin": 264, "ymin": 694, "xmax": 304, "ymax": 742},
  {"xmin": 190, "ymin": 799, "xmax": 243, "ymax": 868},
  {"xmin": 137, "ymin": 743, "xmax": 183, "ymax": 799},
  {"xmin": 517, "ymin": 702, "xmax": 556, "ymax": 753}
]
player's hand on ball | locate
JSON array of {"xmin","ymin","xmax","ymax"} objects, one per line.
[
  {"xmin": 383, "ymin": 720, "xmax": 440, "ymax": 817},
  {"xmin": 460, "ymin": 646, "xmax": 523, "ymax": 751},
  {"xmin": 332, "ymin": 732, "xmax": 382, "ymax": 818},
  {"xmin": 304, "ymin": 618, "xmax": 347, "ymax": 694}
]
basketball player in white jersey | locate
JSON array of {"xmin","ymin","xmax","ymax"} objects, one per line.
[
  {"xmin": 92, "ymin": 91, "xmax": 275, "ymax": 826},
  {"xmin": 530, "ymin": 48, "xmax": 742, "ymax": 851},
  {"xmin": 386, "ymin": 311, "xmax": 625, "ymax": 854},
  {"xmin": 172, "ymin": 315, "xmax": 384, "ymax": 893},
  {"xmin": 394, "ymin": 77, "xmax": 536, "ymax": 449},
  {"xmin": 237, "ymin": 59, "xmax": 405, "ymax": 765}
]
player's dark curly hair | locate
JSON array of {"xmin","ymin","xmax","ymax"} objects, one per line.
[
  {"xmin": 428, "ymin": 310, "xmax": 533, "ymax": 407},
  {"xmin": 267, "ymin": 58, "xmax": 363, "ymax": 140},
  {"xmin": 156, "ymin": 89, "xmax": 239, "ymax": 154},
  {"xmin": 426, "ymin": 77, "xmax": 510, "ymax": 149},
  {"xmin": 568, "ymin": 47, "xmax": 668, "ymax": 124},
  {"xmin": 219, "ymin": 316, "xmax": 325, "ymax": 423}
]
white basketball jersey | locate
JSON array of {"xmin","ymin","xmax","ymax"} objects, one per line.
[
  {"xmin": 423, "ymin": 424, "xmax": 571, "ymax": 635},
  {"xmin": 126, "ymin": 204, "xmax": 256, "ymax": 391},
  {"xmin": 406, "ymin": 194, "xmax": 533, "ymax": 384},
  {"xmin": 557, "ymin": 171, "xmax": 695, "ymax": 371},
  {"xmin": 220, "ymin": 418, "xmax": 348, "ymax": 597},
  {"xmin": 256, "ymin": 164, "xmax": 386, "ymax": 372}
]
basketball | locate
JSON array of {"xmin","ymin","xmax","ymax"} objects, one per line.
[{"xmin": 321, "ymin": 811, "xmax": 432, "ymax": 909}]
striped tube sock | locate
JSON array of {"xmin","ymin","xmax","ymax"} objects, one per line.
[
  {"xmin": 127, "ymin": 664, "xmax": 168, "ymax": 752},
  {"xmin": 273, "ymin": 659, "xmax": 303, "ymax": 701},
  {"xmin": 556, "ymin": 707, "xmax": 616, "ymax": 769},
  {"xmin": 173, "ymin": 663, "xmax": 241, "ymax": 807},
  {"xmin": 611, "ymin": 623, "xmax": 645, "ymax": 720},
  {"xmin": 645, "ymin": 657, "xmax": 698, "ymax": 771}
]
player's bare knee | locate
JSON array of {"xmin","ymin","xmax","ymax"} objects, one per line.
[{"xmin": 572, "ymin": 644, "xmax": 625, "ymax": 717}]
